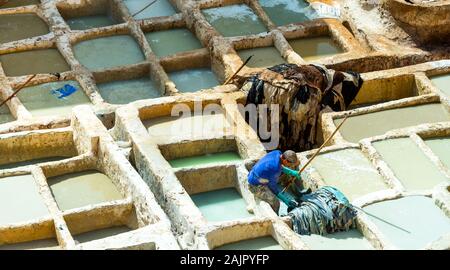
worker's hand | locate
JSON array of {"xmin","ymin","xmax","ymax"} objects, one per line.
[{"xmin": 282, "ymin": 166, "xmax": 302, "ymax": 180}]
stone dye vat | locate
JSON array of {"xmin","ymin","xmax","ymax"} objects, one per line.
[
  {"xmin": 363, "ymin": 196, "xmax": 450, "ymax": 249},
  {"xmin": 17, "ymin": 81, "xmax": 91, "ymax": 117},
  {"xmin": 0, "ymin": 238, "xmax": 59, "ymax": 250},
  {"xmin": 66, "ymin": 15, "xmax": 117, "ymax": 30},
  {"xmin": 168, "ymin": 68, "xmax": 219, "ymax": 92},
  {"xmin": 335, "ymin": 103, "xmax": 450, "ymax": 143},
  {"xmin": 289, "ymin": 37, "xmax": 343, "ymax": 61},
  {"xmin": 425, "ymin": 137, "xmax": 450, "ymax": 170},
  {"xmin": 300, "ymin": 229, "xmax": 374, "ymax": 250},
  {"xmin": 431, "ymin": 74, "xmax": 450, "ymax": 98},
  {"xmin": 373, "ymin": 138, "xmax": 449, "ymax": 191},
  {"xmin": 259, "ymin": 0, "xmax": 310, "ymax": 26},
  {"xmin": 0, "ymin": 13, "xmax": 49, "ymax": 44},
  {"xmin": 145, "ymin": 28, "xmax": 202, "ymax": 57},
  {"xmin": 169, "ymin": 152, "xmax": 241, "ymax": 169},
  {"xmin": 124, "ymin": 0, "xmax": 177, "ymax": 20},
  {"xmin": 73, "ymin": 226, "xmax": 132, "ymax": 244},
  {"xmin": 0, "ymin": 0, "xmax": 39, "ymax": 9},
  {"xmin": 237, "ymin": 47, "xmax": 286, "ymax": 68},
  {"xmin": 310, "ymin": 149, "xmax": 389, "ymax": 200},
  {"xmin": 191, "ymin": 188, "xmax": 253, "ymax": 222},
  {"xmin": 0, "ymin": 104, "xmax": 14, "ymax": 125},
  {"xmin": 97, "ymin": 78, "xmax": 161, "ymax": 104},
  {"xmin": 49, "ymin": 170, "xmax": 124, "ymax": 211},
  {"xmin": 73, "ymin": 35, "xmax": 145, "ymax": 71},
  {"xmin": 0, "ymin": 49, "xmax": 70, "ymax": 77},
  {"xmin": 143, "ymin": 112, "xmax": 230, "ymax": 143},
  {"xmin": 0, "ymin": 174, "xmax": 49, "ymax": 226},
  {"xmin": 215, "ymin": 236, "xmax": 283, "ymax": 250},
  {"xmin": 202, "ymin": 4, "xmax": 267, "ymax": 37}
]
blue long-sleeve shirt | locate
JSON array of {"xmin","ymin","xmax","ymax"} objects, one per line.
[{"xmin": 248, "ymin": 150, "xmax": 282, "ymax": 195}]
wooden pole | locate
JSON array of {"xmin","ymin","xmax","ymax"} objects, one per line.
[
  {"xmin": 223, "ymin": 55, "xmax": 253, "ymax": 85},
  {"xmin": 0, "ymin": 74, "xmax": 37, "ymax": 109},
  {"xmin": 281, "ymin": 115, "xmax": 349, "ymax": 193},
  {"xmin": 132, "ymin": 0, "xmax": 158, "ymax": 17}
]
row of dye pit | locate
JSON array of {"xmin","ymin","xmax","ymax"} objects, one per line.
[{"xmin": 0, "ymin": 129, "xmax": 145, "ymax": 249}]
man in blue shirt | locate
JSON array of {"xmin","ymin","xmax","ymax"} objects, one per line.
[{"xmin": 248, "ymin": 150, "xmax": 302, "ymax": 212}]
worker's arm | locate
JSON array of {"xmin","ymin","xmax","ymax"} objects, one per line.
[
  {"xmin": 282, "ymin": 166, "xmax": 302, "ymax": 180},
  {"xmin": 268, "ymin": 177, "xmax": 298, "ymax": 208}
]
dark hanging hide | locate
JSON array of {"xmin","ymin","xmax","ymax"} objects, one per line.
[{"xmin": 237, "ymin": 64, "xmax": 363, "ymax": 152}]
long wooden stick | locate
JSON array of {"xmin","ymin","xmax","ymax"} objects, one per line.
[
  {"xmin": 223, "ymin": 55, "xmax": 253, "ymax": 85},
  {"xmin": 132, "ymin": 0, "xmax": 158, "ymax": 17},
  {"xmin": 0, "ymin": 74, "xmax": 37, "ymax": 109},
  {"xmin": 281, "ymin": 115, "xmax": 349, "ymax": 193}
]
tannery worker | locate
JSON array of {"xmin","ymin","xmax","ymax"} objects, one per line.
[{"xmin": 248, "ymin": 150, "xmax": 302, "ymax": 212}]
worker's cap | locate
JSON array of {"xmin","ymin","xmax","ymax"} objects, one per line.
[{"xmin": 282, "ymin": 150, "xmax": 298, "ymax": 164}]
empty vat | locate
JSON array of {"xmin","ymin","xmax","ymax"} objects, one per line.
[
  {"xmin": 169, "ymin": 151, "xmax": 241, "ymax": 168},
  {"xmin": 97, "ymin": 78, "xmax": 161, "ymax": 104},
  {"xmin": 431, "ymin": 74, "xmax": 450, "ymax": 98},
  {"xmin": 145, "ymin": 28, "xmax": 202, "ymax": 57},
  {"xmin": 363, "ymin": 196, "xmax": 450, "ymax": 249},
  {"xmin": 17, "ymin": 81, "xmax": 91, "ymax": 117},
  {"xmin": 0, "ymin": 49, "xmax": 70, "ymax": 77},
  {"xmin": 191, "ymin": 188, "xmax": 253, "ymax": 222},
  {"xmin": 300, "ymin": 229, "xmax": 374, "ymax": 250},
  {"xmin": 373, "ymin": 138, "xmax": 449, "ymax": 191},
  {"xmin": 259, "ymin": 0, "xmax": 310, "ymax": 26},
  {"xmin": 202, "ymin": 4, "xmax": 267, "ymax": 37},
  {"xmin": 143, "ymin": 112, "xmax": 230, "ymax": 143},
  {"xmin": 0, "ymin": 0, "xmax": 40, "ymax": 9},
  {"xmin": 73, "ymin": 35, "xmax": 145, "ymax": 71},
  {"xmin": 289, "ymin": 37, "xmax": 343, "ymax": 61},
  {"xmin": 0, "ymin": 238, "xmax": 59, "ymax": 250},
  {"xmin": 66, "ymin": 15, "xmax": 117, "ymax": 30},
  {"xmin": 238, "ymin": 47, "xmax": 286, "ymax": 68},
  {"xmin": 335, "ymin": 103, "xmax": 450, "ymax": 143},
  {"xmin": 425, "ymin": 137, "xmax": 450, "ymax": 170},
  {"xmin": 0, "ymin": 174, "xmax": 49, "ymax": 226},
  {"xmin": 73, "ymin": 226, "xmax": 132, "ymax": 244},
  {"xmin": 311, "ymin": 149, "xmax": 389, "ymax": 200},
  {"xmin": 169, "ymin": 68, "xmax": 219, "ymax": 92},
  {"xmin": 124, "ymin": 0, "xmax": 176, "ymax": 20},
  {"xmin": 215, "ymin": 236, "xmax": 283, "ymax": 250},
  {"xmin": 49, "ymin": 170, "xmax": 124, "ymax": 211},
  {"xmin": 0, "ymin": 14, "xmax": 49, "ymax": 44},
  {"xmin": 0, "ymin": 104, "xmax": 14, "ymax": 125}
]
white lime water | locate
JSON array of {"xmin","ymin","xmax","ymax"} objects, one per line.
[
  {"xmin": 97, "ymin": 77, "xmax": 161, "ymax": 104},
  {"xmin": 431, "ymin": 74, "xmax": 450, "ymax": 98},
  {"xmin": 145, "ymin": 28, "xmax": 202, "ymax": 57},
  {"xmin": 169, "ymin": 152, "xmax": 241, "ymax": 168},
  {"xmin": 424, "ymin": 136, "xmax": 450, "ymax": 170},
  {"xmin": 238, "ymin": 47, "xmax": 286, "ymax": 68},
  {"xmin": 311, "ymin": 149, "xmax": 388, "ymax": 200},
  {"xmin": 0, "ymin": 103, "xmax": 14, "ymax": 124},
  {"xmin": 66, "ymin": 15, "xmax": 116, "ymax": 30},
  {"xmin": 0, "ymin": 13, "xmax": 49, "ymax": 44},
  {"xmin": 17, "ymin": 80, "xmax": 91, "ymax": 117},
  {"xmin": 49, "ymin": 170, "xmax": 124, "ymax": 211},
  {"xmin": 373, "ymin": 138, "xmax": 449, "ymax": 191},
  {"xmin": 289, "ymin": 36, "xmax": 342, "ymax": 61},
  {"xmin": 169, "ymin": 68, "xmax": 219, "ymax": 92},
  {"xmin": 0, "ymin": 0, "xmax": 39, "ymax": 9},
  {"xmin": 73, "ymin": 226, "xmax": 131, "ymax": 243},
  {"xmin": 0, "ymin": 174, "xmax": 49, "ymax": 226},
  {"xmin": 300, "ymin": 229, "xmax": 374, "ymax": 250},
  {"xmin": 124, "ymin": 0, "xmax": 176, "ymax": 20},
  {"xmin": 335, "ymin": 103, "xmax": 450, "ymax": 143},
  {"xmin": 363, "ymin": 196, "xmax": 450, "ymax": 250},
  {"xmin": 0, "ymin": 238, "xmax": 60, "ymax": 250},
  {"xmin": 191, "ymin": 188, "xmax": 254, "ymax": 222},
  {"xmin": 215, "ymin": 236, "xmax": 283, "ymax": 250},
  {"xmin": 73, "ymin": 35, "xmax": 145, "ymax": 71},
  {"xmin": 202, "ymin": 4, "xmax": 267, "ymax": 37},
  {"xmin": 259, "ymin": 0, "xmax": 311, "ymax": 26}
]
